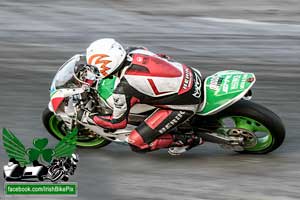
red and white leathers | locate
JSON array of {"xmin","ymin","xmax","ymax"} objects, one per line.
[{"xmin": 92, "ymin": 48, "xmax": 203, "ymax": 152}]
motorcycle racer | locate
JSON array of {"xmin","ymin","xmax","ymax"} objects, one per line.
[{"xmin": 85, "ymin": 38, "xmax": 204, "ymax": 155}]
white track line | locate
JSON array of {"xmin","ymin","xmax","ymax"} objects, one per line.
[{"xmin": 199, "ymin": 17, "xmax": 300, "ymax": 27}]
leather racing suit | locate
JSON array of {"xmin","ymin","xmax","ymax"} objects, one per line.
[{"xmin": 92, "ymin": 48, "xmax": 203, "ymax": 152}]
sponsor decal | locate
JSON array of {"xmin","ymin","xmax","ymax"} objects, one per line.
[
  {"xmin": 240, "ymin": 74, "xmax": 248, "ymax": 89},
  {"xmin": 179, "ymin": 66, "xmax": 193, "ymax": 94},
  {"xmin": 209, "ymin": 75, "xmax": 223, "ymax": 91},
  {"xmin": 222, "ymin": 75, "xmax": 231, "ymax": 93},
  {"xmin": 134, "ymin": 54, "xmax": 149, "ymax": 65},
  {"xmin": 231, "ymin": 75, "xmax": 241, "ymax": 90},
  {"xmin": 2, "ymin": 128, "xmax": 79, "ymax": 196},
  {"xmin": 182, "ymin": 68, "xmax": 192, "ymax": 90},
  {"xmin": 193, "ymin": 72, "xmax": 202, "ymax": 98},
  {"xmin": 158, "ymin": 111, "xmax": 186, "ymax": 134}
]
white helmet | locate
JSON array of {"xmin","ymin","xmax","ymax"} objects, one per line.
[{"xmin": 86, "ymin": 38, "xmax": 126, "ymax": 78}]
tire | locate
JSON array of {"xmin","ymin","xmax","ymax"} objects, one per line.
[
  {"xmin": 62, "ymin": 176, "xmax": 69, "ymax": 182},
  {"xmin": 38, "ymin": 174, "xmax": 44, "ymax": 181},
  {"xmin": 49, "ymin": 169, "xmax": 64, "ymax": 182},
  {"xmin": 216, "ymin": 100, "xmax": 285, "ymax": 154},
  {"xmin": 42, "ymin": 107, "xmax": 111, "ymax": 149}
]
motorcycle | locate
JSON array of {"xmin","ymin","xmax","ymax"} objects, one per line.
[
  {"xmin": 46, "ymin": 153, "xmax": 79, "ymax": 182},
  {"xmin": 42, "ymin": 54, "xmax": 285, "ymax": 154}
]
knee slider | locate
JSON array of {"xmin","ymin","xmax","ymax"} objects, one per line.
[
  {"xmin": 128, "ymin": 130, "xmax": 149, "ymax": 150},
  {"xmin": 129, "ymin": 144, "xmax": 150, "ymax": 153}
]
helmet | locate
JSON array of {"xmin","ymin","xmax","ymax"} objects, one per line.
[
  {"xmin": 71, "ymin": 153, "xmax": 79, "ymax": 164},
  {"xmin": 86, "ymin": 38, "xmax": 126, "ymax": 78}
]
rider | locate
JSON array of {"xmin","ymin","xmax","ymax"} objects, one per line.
[{"xmin": 85, "ymin": 38, "xmax": 204, "ymax": 155}]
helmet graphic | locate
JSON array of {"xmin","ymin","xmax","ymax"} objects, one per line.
[
  {"xmin": 71, "ymin": 153, "xmax": 79, "ymax": 163},
  {"xmin": 86, "ymin": 38, "xmax": 126, "ymax": 78}
]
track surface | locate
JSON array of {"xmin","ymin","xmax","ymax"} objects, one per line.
[{"xmin": 1, "ymin": 1, "xmax": 300, "ymax": 199}]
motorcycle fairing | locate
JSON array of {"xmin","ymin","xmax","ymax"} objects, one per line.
[
  {"xmin": 50, "ymin": 88, "xmax": 86, "ymax": 112},
  {"xmin": 97, "ymin": 76, "xmax": 117, "ymax": 101},
  {"xmin": 197, "ymin": 70, "xmax": 256, "ymax": 115}
]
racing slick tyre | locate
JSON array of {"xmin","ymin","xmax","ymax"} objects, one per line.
[
  {"xmin": 216, "ymin": 100, "xmax": 285, "ymax": 154},
  {"xmin": 42, "ymin": 107, "xmax": 111, "ymax": 149}
]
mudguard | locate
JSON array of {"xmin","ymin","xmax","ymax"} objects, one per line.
[{"xmin": 197, "ymin": 70, "xmax": 256, "ymax": 115}]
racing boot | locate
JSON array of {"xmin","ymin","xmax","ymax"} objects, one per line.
[{"xmin": 168, "ymin": 133, "xmax": 204, "ymax": 155}]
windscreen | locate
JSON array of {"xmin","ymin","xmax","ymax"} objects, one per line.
[{"xmin": 50, "ymin": 54, "xmax": 85, "ymax": 92}]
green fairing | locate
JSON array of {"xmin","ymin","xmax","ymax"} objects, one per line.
[
  {"xmin": 198, "ymin": 70, "xmax": 255, "ymax": 115},
  {"xmin": 97, "ymin": 76, "xmax": 116, "ymax": 100}
]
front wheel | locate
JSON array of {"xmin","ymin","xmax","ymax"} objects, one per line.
[
  {"xmin": 42, "ymin": 107, "xmax": 111, "ymax": 148},
  {"xmin": 216, "ymin": 100, "xmax": 285, "ymax": 154}
]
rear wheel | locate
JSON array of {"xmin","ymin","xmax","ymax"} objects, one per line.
[
  {"xmin": 216, "ymin": 100, "xmax": 285, "ymax": 154},
  {"xmin": 42, "ymin": 107, "xmax": 111, "ymax": 148}
]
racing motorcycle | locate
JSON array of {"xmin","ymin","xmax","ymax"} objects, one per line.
[
  {"xmin": 42, "ymin": 54, "xmax": 285, "ymax": 154},
  {"xmin": 46, "ymin": 154, "xmax": 79, "ymax": 182}
]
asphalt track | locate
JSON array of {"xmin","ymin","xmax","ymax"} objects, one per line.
[{"xmin": 0, "ymin": 1, "xmax": 300, "ymax": 199}]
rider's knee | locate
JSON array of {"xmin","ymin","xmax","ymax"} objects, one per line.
[
  {"xmin": 128, "ymin": 130, "xmax": 150, "ymax": 152},
  {"xmin": 128, "ymin": 130, "xmax": 148, "ymax": 147}
]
